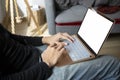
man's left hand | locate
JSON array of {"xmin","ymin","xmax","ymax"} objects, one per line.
[{"xmin": 42, "ymin": 33, "xmax": 74, "ymax": 45}]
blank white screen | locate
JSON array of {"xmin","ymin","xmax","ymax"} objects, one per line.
[{"xmin": 78, "ymin": 9, "xmax": 113, "ymax": 54}]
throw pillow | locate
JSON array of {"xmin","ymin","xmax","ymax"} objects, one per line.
[
  {"xmin": 97, "ymin": 6, "xmax": 120, "ymax": 14},
  {"xmin": 94, "ymin": 0, "xmax": 120, "ymax": 7}
]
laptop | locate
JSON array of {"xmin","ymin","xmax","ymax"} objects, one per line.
[{"xmin": 56, "ymin": 8, "xmax": 114, "ymax": 67}]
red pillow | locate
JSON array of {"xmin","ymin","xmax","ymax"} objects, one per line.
[{"xmin": 97, "ymin": 6, "xmax": 120, "ymax": 14}]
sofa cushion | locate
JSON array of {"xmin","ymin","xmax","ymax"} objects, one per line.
[
  {"xmin": 97, "ymin": 6, "xmax": 120, "ymax": 14},
  {"xmin": 55, "ymin": 5, "xmax": 87, "ymax": 24}
]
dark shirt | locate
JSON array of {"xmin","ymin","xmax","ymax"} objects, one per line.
[{"xmin": 0, "ymin": 24, "xmax": 52, "ymax": 80}]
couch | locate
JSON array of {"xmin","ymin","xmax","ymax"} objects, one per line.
[{"xmin": 45, "ymin": 0, "xmax": 120, "ymax": 35}]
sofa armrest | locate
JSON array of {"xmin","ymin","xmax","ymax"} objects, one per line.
[{"xmin": 45, "ymin": 0, "xmax": 56, "ymax": 35}]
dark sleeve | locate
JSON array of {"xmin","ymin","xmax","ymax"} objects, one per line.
[
  {"xmin": 10, "ymin": 33, "xmax": 44, "ymax": 46},
  {"xmin": 0, "ymin": 62, "xmax": 52, "ymax": 80},
  {"xmin": 0, "ymin": 24, "xmax": 44, "ymax": 46},
  {"xmin": 0, "ymin": 33, "xmax": 52, "ymax": 80},
  {"xmin": 1, "ymin": 36, "xmax": 41, "ymax": 71}
]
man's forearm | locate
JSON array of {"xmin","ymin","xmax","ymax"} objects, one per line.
[{"xmin": 10, "ymin": 34, "xmax": 44, "ymax": 46}]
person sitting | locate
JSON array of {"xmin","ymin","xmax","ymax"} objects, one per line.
[{"xmin": 0, "ymin": 24, "xmax": 120, "ymax": 80}]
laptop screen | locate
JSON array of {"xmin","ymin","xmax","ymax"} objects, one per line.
[{"xmin": 78, "ymin": 9, "xmax": 113, "ymax": 54}]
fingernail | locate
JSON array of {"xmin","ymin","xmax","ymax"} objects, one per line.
[{"xmin": 64, "ymin": 42, "xmax": 68, "ymax": 45}]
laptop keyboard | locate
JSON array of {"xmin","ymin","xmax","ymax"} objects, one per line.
[{"xmin": 64, "ymin": 36, "xmax": 91, "ymax": 61}]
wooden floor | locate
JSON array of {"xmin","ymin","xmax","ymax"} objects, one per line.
[{"xmin": 8, "ymin": 21, "xmax": 120, "ymax": 59}]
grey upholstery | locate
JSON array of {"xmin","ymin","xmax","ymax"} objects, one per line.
[
  {"xmin": 55, "ymin": 5, "xmax": 87, "ymax": 23},
  {"xmin": 45, "ymin": 0, "xmax": 120, "ymax": 35},
  {"xmin": 55, "ymin": 5, "xmax": 87, "ymax": 34},
  {"xmin": 45, "ymin": 0, "xmax": 56, "ymax": 34}
]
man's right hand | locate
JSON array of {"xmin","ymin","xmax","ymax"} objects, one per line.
[{"xmin": 41, "ymin": 42, "xmax": 66, "ymax": 67}]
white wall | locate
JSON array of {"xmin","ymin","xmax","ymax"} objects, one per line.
[
  {"xmin": 17, "ymin": 0, "xmax": 45, "ymax": 16},
  {"xmin": 28, "ymin": 0, "xmax": 45, "ymax": 7},
  {"xmin": 0, "ymin": 0, "xmax": 45, "ymax": 21}
]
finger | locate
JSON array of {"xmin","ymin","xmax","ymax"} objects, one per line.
[
  {"xmin": 61, "ymin": 33, "xmax": 74, "ymax": 43},
  {"xmin": 63, "ymin": 33, "xmax": 74, "ymax": 41},
  {"xmin": 61, "ymin": 42, "xmax": 68, "ymax": 46},
  {"xmin": 51, "ymin": 42, "xmax": 66, "ymax": 49},
  {"xmin": 59, "ymin": 48, "xmax": 65, "ymax": 55},
  {"xmin": 55, "ymin": 42, "xmax": 68, "ymax": 46},
  {"xmin": 56, "ymin": 43, "xmax": 64, "ymax": 51},
  {"xmin": 61, "ymin": 36, "xmax": 73, "ymax": 43},
  {"xmin": 57, "ymin": 48, "xmax": 65, "ymax": 57},
  {"xmin": 50, "ymin": 43, "xmax": 57, "ymax": 47}
]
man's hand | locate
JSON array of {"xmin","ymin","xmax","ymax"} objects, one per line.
[
  {"xmin": 42, "ymin": 33, "xmax": 74, "ymax": 45},
  {"xmin": 41, "ymin": 42, "xmax": 66, "ymax": 67}
]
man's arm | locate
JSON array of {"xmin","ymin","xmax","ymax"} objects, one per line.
[
  {"xmin": 10, "ymin": 34, "xmax": 44, "ymax": 46},
  {"xmin": 0, "ymin": 24, "xmax": 44, "ymax": 46},
  {"xmin": 0, "ymin": 35, "xmax": 52, "ymax": 80}
]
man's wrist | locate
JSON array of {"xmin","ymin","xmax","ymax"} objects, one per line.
[
  {"xmin": 42, "ymin": 36, "xmax": 52, "ymax": 45},
  {"xmin": 42, "ymin": 37, "xmax": 48, "ymax": 44}
]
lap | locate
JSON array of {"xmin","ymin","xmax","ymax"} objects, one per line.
[
  {"xmin": 36, "ymin": 45, "xmax": 120, "ymax": 80},
  {"xmin": 48, "ymin": 55, "xmax": 120, "ymax": 80}
]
